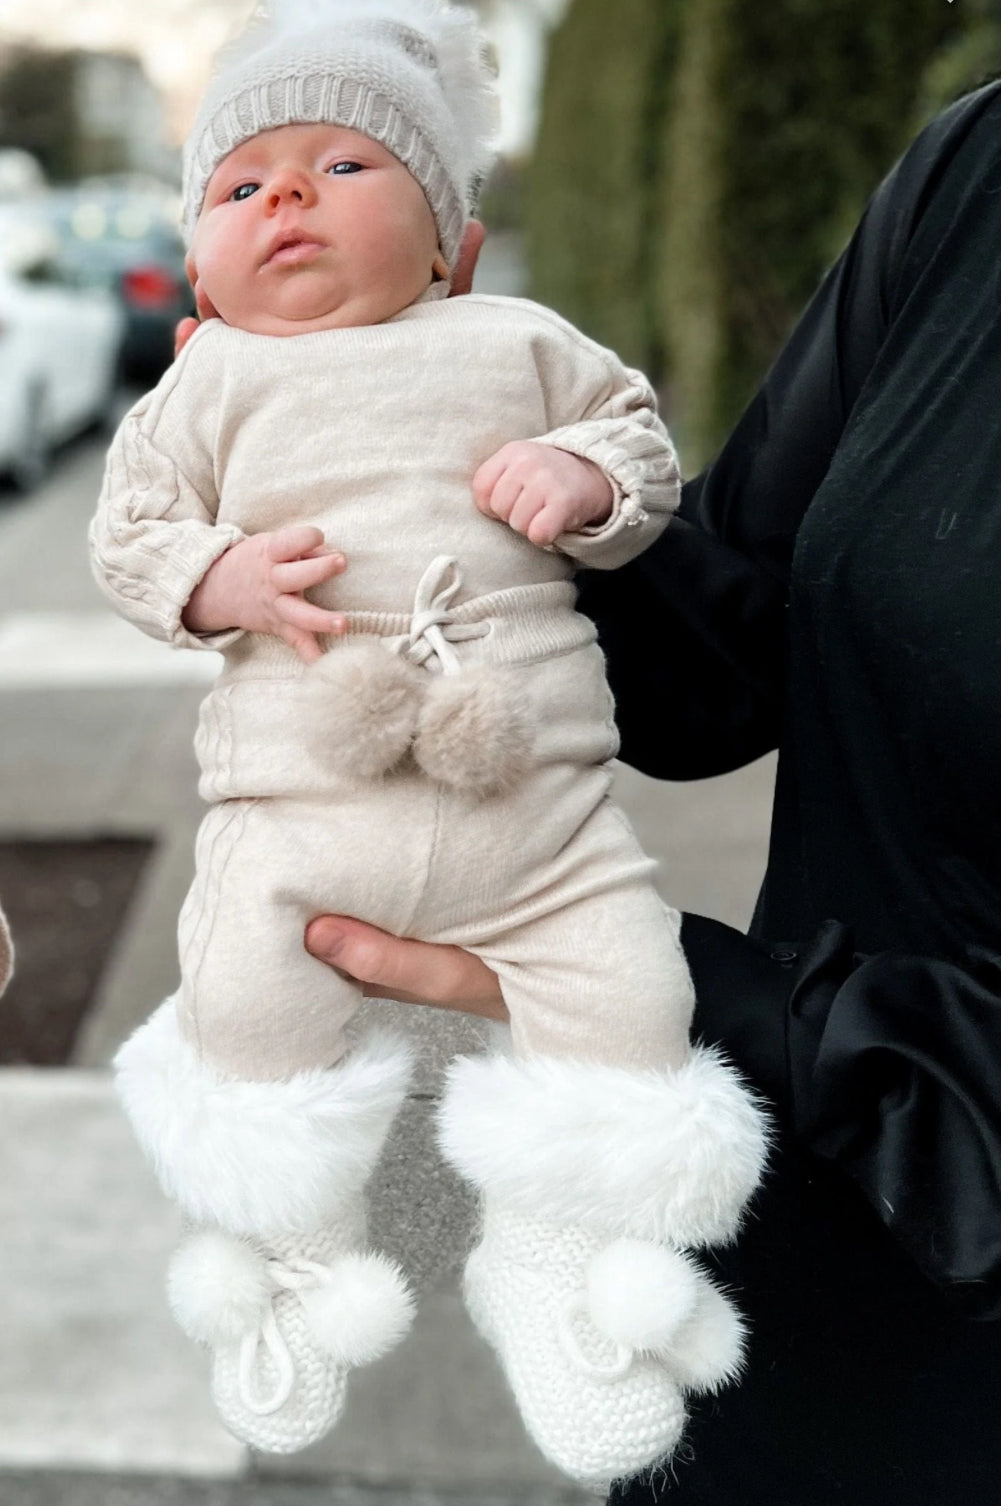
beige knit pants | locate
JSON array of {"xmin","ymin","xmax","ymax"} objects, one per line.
[{"xmin": 176, "ymin": 759, "xmax": 693, "ymax": 1082}]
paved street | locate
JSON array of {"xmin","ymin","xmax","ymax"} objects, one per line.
[{"xmin": 0, "ymin": 246, "xmax": 776, "ymax": 1503}]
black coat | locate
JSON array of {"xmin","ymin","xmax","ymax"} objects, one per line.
[{"xmin": 584, "ymin": 82, "xmax": 1001, "ymax": 1504}]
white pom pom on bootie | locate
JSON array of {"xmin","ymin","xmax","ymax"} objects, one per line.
[
  {"xmin": 659, "ymin": 1278, "xmax": 747, "ymax": 1394},
  {"xmin": 301, "ymin": 642, "xmax": 423, "ymax": 780},
  {"xmin": 585, "ymin": 1239, "xmax": 701, "ymax": 1354},
  {"xmin": 412, "ymin": 664, "xmax": 534, "ymax": 798},
  {"xmin": 586, "ymin": 1238, "xmax": 746, "ymax": 1392},
  {"xmin": 168, "ymin": 1230, "xmax": 270, "ymax": 1345},
  {"xmin": 298, "ymin": 1250, "xmax": 415, "ymax": 1366}
]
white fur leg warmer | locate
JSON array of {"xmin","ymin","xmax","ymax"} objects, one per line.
[
  {"xmin": 114, "ymin": 1000, "xmax": 413, "ymax": 1239},
  {"xmin": 437, "ymin": 1044, "xmax": 768, "ymax": 1247}
]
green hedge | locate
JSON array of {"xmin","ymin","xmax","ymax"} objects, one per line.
[{"xmin": 528, "ymin": 0, "xmax": 967, "ymax": 467}]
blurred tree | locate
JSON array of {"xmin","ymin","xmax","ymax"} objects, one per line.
[
  {"xmin": 0, "ymin": 45, "xmax": 167, "ymax": 184},
  {"xmin": 525, "ymin": 0, "xmax": 680, "ymax": 367},
  {"xmin": 0, "ymin": 47, "xmax": 77, "ymax": 181},
  {"xmin": 528, "ymin": 0, "xmax": 972, "ymax": 467}
]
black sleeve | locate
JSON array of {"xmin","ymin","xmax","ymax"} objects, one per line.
[
  {"xmin": 577, "ymin": 82, "xmax": 1001, "ymax": 781},
  {"xmin": 682, "ymin": 912, "xmax": 1001, "ymax": 1319}
]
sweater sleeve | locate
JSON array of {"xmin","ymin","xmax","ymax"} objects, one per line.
[
  {"xmin": 89, "ymin": 344, "xmax": 247, "ymax": 652},
  {"xmin": 577, "ymin": 82, "xmax": 1001, "ymax": 778},
  {"xmin": 524, "ymin": 315, "xmax": 680, "ymax": 569}
]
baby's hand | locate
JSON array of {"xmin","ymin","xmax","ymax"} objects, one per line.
[
  {"xmin": 182, "ymin": 526, "xmax": 347, "ymax": 663},
  {"xmin": 472, "ymin": 442, "xmax": 614, "ymax": 547}
]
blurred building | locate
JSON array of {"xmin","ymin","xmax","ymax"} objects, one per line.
[{"xmin": 0, "ymin": 43, "xmax": 178, "ymax": 185}]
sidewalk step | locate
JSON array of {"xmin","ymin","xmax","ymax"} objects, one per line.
[
  {"xmin": 0, "ymin": 1069, "xmax": 571, "ymax": 1492},
  {"xmin": 0, "ymin": 1474, "xmax": 593, "ymax": 1506},
  {"xmin": 0, "ymin": 612, "xmax": 221, "ymax": 688}
]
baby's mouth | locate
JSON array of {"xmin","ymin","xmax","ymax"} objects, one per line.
[{"xmin": 263, "ymin": 233, "xmax": 327, "ymax": 267}]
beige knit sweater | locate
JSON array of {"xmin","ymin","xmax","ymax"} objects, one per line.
[{"xmin": 91, "ymin": 292, "xmax": 679, "ymax": 797}]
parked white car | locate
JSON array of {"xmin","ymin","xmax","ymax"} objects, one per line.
[{"xmin": 0, "ymin": 209, "xmax": 123, "ymax": 490}]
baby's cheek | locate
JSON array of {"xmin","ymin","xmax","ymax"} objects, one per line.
[{"xmin": 197, "ymin": 259, "xmax": 244, "ymax": 324}]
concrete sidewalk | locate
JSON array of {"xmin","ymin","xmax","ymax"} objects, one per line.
[{"xmin": 0, "ymin": 1473, "xmax": 594, "ymax": 1505}]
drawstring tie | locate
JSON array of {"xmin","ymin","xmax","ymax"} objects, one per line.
[
  {"xmin": 399, "ymin": 555, "xmax": 488, "ymax": 675},
  {"xmin": 237, "ymin": 1257, "xmax": 336, "ymax": 1416}
]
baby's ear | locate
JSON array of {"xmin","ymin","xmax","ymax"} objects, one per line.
[{"xmin": 184, "ymin": 249, "xmax": 197, "ymax": 291}]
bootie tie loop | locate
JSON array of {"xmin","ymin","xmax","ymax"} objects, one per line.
[
  {"xmin": 233, "ymin": 1248, "xmax": 416, "ymax": 1419},
  {"xmin": 556, "ymin": 1296, "xmax": 635, "ymax": 1383}
]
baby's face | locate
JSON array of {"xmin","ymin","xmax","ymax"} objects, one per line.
[{"xmin": 188, "ymin": 122, "xmax": 440, "ymax": 335}]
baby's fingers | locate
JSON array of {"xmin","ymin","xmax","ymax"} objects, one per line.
[
  {"xmin": 525, "ymin": 504, "xmax": 568, "ymax": 547},
  {"xmin": 280, "ymin": 625, "xmax": 324, "ymax": 664},
  {"xmin": 271, "ymin": 551, "xmax": 346, "ymax": 593},
  {"xmin": 275, "ymin": 593, "xmax": 346, "ymax": 636},
  {"xmin": 268, "ymin": 525, "xmax": 327, "ymax": 562},
  {"xmin": 469, "ymin": 445, "xmax": 523, "ymax": 518}
]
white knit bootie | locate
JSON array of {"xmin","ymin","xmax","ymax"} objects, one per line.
[
  {"xmin": 437, "ymin": 1046, "xmax": 769, "ymax": 1492},
  {"xmin": 115, "ymin": 1005, "xmax": 416, "ymax": 1453},
  {"xmin": 168, "ymin": 1224, "xmax": 413, "ymax": 1452}
]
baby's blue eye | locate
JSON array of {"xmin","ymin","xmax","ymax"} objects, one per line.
[
  {"xmin": 230, "ymin": 182, "xmax": 258, "ymax": 201},
  {"xmin": 327, "ymin": 161, "xmax": 363, "ymax": 175}
]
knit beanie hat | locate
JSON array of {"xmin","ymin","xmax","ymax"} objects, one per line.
[{"xmin": 182, "ymin": 0, "xmax": 498, "ymax": 269}]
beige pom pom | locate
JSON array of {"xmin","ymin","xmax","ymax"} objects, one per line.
[
  {"xmin": 302, "ymin": 642, "xmax": 423, "ymax": 780},
  {"xmin": 412, "ymin": 664, "xmax": 534, "ymax": 799}
]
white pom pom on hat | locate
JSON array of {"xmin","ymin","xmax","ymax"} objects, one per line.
[{"xmin": 182, "ymin": 0, "xmax": 499, "ymax": 266}]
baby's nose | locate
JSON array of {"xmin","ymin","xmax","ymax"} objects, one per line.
[{"xmin": 265, "ymin": 167, "xmax": 317, "ymax": 210}]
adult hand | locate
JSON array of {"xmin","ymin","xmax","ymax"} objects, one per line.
[
  {"xmin": 175, "ymin": 268, "xmax": 220, "ymax": 357},
  {"xmin": 449, "ymin": 219, "xmax": 485, "ymax": 296},
  {"xmin": 304, "ymin": 914, "xmax": 510, "ymax": 1022},
  {"xmin": 173, "ymin": 220, "xmax": 485, "ymax": 358}
]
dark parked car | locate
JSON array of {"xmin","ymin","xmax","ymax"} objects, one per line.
[{"xmin": 45, "ymin": 180, "xmax": 194, "ymax": 383}]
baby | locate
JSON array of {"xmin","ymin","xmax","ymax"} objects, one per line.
[{"xmin": 91, "ymin": 0, "xmax": 766, "ymax": 1490}]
